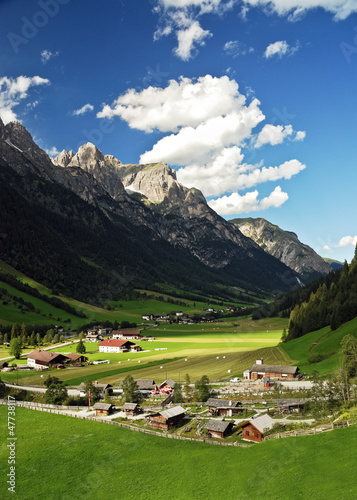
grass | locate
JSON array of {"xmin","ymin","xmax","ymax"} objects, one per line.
[
  {"xmin": 282, "ymin": 316, "xmax": 357, "ymax": 375},
  {"xmin": 1, "ymin": 406, "xmax": 357, "ymax": 500}
]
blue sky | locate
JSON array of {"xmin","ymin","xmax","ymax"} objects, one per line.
[{"xmin": 1, "ymin": 0, "xmax": 357, "ymax": 262}]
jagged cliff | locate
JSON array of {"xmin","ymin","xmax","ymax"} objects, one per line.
[{"xmin": 230, "ymin": 217, "xmax": 332, "ymax": 281}]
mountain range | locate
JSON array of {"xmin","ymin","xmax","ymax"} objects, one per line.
[{"xmin": 0, "ymin": 117, "xmax": 330, "ymax": 304}]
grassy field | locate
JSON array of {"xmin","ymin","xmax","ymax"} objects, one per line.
[
  {"xmin": 0, "ymin": 406, "xmax": 356, "ymax": 500},
  {"xmin": 282, "ymin": 316, "xmax": 357, "ymax": 375},
  {"xmin": 0, "ymin": 317, "xmax": 290, "ymax": 385}
]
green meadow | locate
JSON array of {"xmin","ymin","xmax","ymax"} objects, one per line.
[{"xmin": 0, "ymin": 406, "xmax": 356, "ymax": 500}]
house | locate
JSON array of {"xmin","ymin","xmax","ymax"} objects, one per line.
[
  {"xmin": 78, "ymin": 381, "xmax": 112, "ymax": 398},
  {"xmin": 142, "ymin": 314, "xmax": 154, "ymax": 321},
  {"xmin": 170, "ymin": 311, "xmax": 183, "ymax": 317},
  {"xmin": 159, "ymin": 378, "xmax": 175, "ymax": 393},
  {"xmin": 239, "ymin": 414, "xmax": 275, "ymax": 443},
  {"xmin": 204, "ymin": 419, "xmax": 234, "ymax": 438},
  {"xmin": 112, "ymin": 330, "xmax": 142, "ymax": 340},
  {"xmin": 136, "ymin": 379, "xmax": 156, "ymax": 392},
  {"xmin": 146, "ymin": 405, "xmax": 185, "ymax": 430},
  {"xmin": 206, "ymin": 398, "xmax": 241, "ymax": 416},
  {"xmin": 99, "ymin": 327, "xmax": 112, "ymax": 336},
  {"xmin": 26, "ymin": 350, "xmax": 69, "ymax": 370},
  {"xmin": 66, "ymin": 353, "xmax": 88, "ymax": 363},
  {"xmin": 99, "ymin": 339, "xmax": 140, "ymax": 353},
  {"xmin": 277, "ymin": 399, "xmax": 306, "ymax": 414},
  {"xmin": 86, "ymin": 333, "xmax": 102, "ymax": 343},
  {"xmin": 123, "ymin": 403, "xmax": 139, "ymax": 416},
  {"xmin": 245, "ymin": 358, "xmax": 299, "ymax": 380},
  {"xmin": 93, "ymin": 402, "xmax": 114, "ymax": 416}
]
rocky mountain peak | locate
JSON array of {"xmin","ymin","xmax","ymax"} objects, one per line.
[
  {"xmin": 53, "ymin": 149, "xmax": 74, "ymax": 167},
  {"xmin": 0, "ymin": 116, "xmax": 6, "ymax": 140}
]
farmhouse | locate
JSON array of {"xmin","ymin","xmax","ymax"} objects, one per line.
[
  {"xmin": 86, "ymin": 333, "xmax": 102, "ymax": 343},
  {"xmin": 26, "ymin": 350, "xmax": 69, "ymax": 370},
  {"xmin": 93, "ymin": 402, "xmax": 114, "ymax": 416},
  {"xmin": 112, "ymin": 330, "xmax": 142, "ymax": 340},
  {"xmin": 146, "ymin": 406, "xmax": 185, "ymax": 430},
  {"xmin": 239, "ymin": 414, "xmax": 275, "ymax": 443},
  {"xmin": 206, "ymin": 398, "xmax": 242, "ymax": 416},
  {"xmin": 142, "ymin": 314, "xmax": 154, "ymax": 321},
  {"xmin": 159, "ymin": 379, "xmax": 175, "ymax": 393},
  {"xmin": 136, "ymin": 379, "xmax": 156, "ymax": 392},
  {"xmin": 204, "ymin": 419, "xmax": 234, "ymax": 439},
  {"xmin": 99, "ymin": 339, "xmax": 141, "ymax": 353},
  {"xmin": 277, "ymin": 399, "xmax": 307, "ymax": 414},
  {"xmin": 244, "ymin": 358, "xmax": 299, "ymax": 380},
  {"xmin": 78, "ymin": 381, "xmax": 112, "ymax": 397},
  {"xmin": 123, "ymin": 403, "xmax": 139, "ymax": 416}
]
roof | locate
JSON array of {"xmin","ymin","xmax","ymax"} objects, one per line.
[
  {"xmin": 66, "ymin": 353, "xmax": 87, "ymax": 361},
  {"xmin": 93, "ymin": 403, "xmax": 113, "ymax": 410},
  {"xmin": 250, "ymin": 364, "xmax": 299, "ymax": 375},
  {"xmin": 112, "ymin": 330, "xmax": 141, "ymax": 336},
  {"xmin": 246, "ymin": 414, "xmax": 275, "ymax": 434},
  {"xmin": 204, "ymin": 419, "xmax": 233, "ymax": 433},
  {"xmin": 159, "ymin": 378, "xmax": 175, "ymax": 388},
  {"xmin": 159, "ymin": 406, "xmax": 185, "ymax": 419},
  {"xmin": 136, "ymin": 379, "xmax": 155, "ymax": 390},
  {"xmin": 277, "ymin": 398, "xmax": 307, "ymax": 407},
  {"xmin": 99, "ymin": 339, "xmax": 134, "ymax": 347},
  {"xmin": 206, "ymin": 398, "xmax": 240, "ymax": 408},
  {"xmin": 78, "ymin": 382, "xmax": 111, "ymax": 391},
  {"xmin": 26, "ymin": 350, "xmax": 67, "ymax": 363},
  {"xmin": 123, "ymin": 403, "xmax": 138, "ymax": 410}
]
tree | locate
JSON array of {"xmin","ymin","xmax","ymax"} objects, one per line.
[
  {"xmin": 30, "ymin": 332, "xmax": 36, "ymax": 346},
  {"xmin": 340, "ymin": 334, "xmax": 357, "ymax": 377},
  {"xmin": 36, "ymin": 333, "xmax": 41, "ymax": 346},
  {"xmin": 4, "ymin": 333, "xmax": 8, "ymax": 344},
  {"xmin": 9, "ymin": 338, "xmax": 22, "ymax": 359},
  {"xmin": 76, "ymin": 340, "xmax": 86, "ymax": 354},
  {"xmin": 281, "ymin": 328, "xmax": 288, "ymax": 343},
  {"xmin": 172, "ymin": 382, "xmax": 183, "ymax": 403},
  {"xmin": 194, "ymin": 375, "xmax": 210, "ymax": 402},
  {"xmin": 44, "ymin": 376, "xmax": 62, "ymax": 388},
  {"xmin": 83, "ymin": 380, "xmax": 101, "ymax": 404},
  {"xmin": 184, "ymin": 373, "xmax": 193, "ymax": 402},
  {"xmin": 45, "ymin": 381, "xmax": 68, "ymax": 405},
  {"xmin": 122, "ymin": 375, "xmax": 139, "ymax": 403},
  {"xmin": 78, "ymin": 331, "xmax": 85, "ymax": 340}
]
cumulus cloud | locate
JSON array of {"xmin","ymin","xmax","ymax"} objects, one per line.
[
  {"xmin": 255, "ymin": 124, "xmax": 306, "ymax": 147},
  {"xmin": 264, "ymin": 40, "xmax": 299, "ymax": 59},
  {"xmin": 72, "ymin": 103, "xmax": 94, "ymax": 116},
  {"xmin": 242, "ymin": 0, "xmax": 357, "ymax": 21},
  {"xmin": 224, "ymin": 40, "xmax": 254, "ymax": 57},
  {"xmin": 45, "ymin": 146, "xmax": 61, "ymax": 157},
  {"xmin": 0, "ymin": 76, "xmax": 50, "ymax": 124},
  {"xmin": 41, "ymin": 49, "xmax": 59, "ymax": 64},
  {"xmin": 338, "ymin": 236, "xmax": 357, "ymax": 247},
  {"xmin": 208, "ymin": 186, "xmax": 288, "ymax": 214},
  {"xmin": 175, "ymin": 20, "xmax": 212, "ymax": 60},
  {"xmin": 98, "ymin": 74, "xmax": 306, "ymax": 214}
]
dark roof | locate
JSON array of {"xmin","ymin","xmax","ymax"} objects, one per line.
[
  {"xmin": 26, "ymin": 350, "xmax": 68, "ymax": 363},
  {"xmin": 136, "ymin": 379, "xmax": 155, "ymax": 391},
  {"xmin": 250, "ymin": 364, "xmax": 299, "ymax": 375},
  {"xmin": 66, "ymin": 353, "xmax": 88, "ymax": 361},
  {"xmin": 207, "ymin": 398, "xmax": 240, "ymax": 408},
  {"xmin": 78, "ymin": 382, "xmax": 111, "ymax": 391},
  {"xmin": 123, "ymin": 403, "xmax": 138, "ymax": 411},
  {"xmin": 112, "ymin": 330, "xmax": 141, "ymax": 337},
  {"xmin": 204, "ymin": 419, "xmax": 233, "ymax": 433},
  {"xmin": 93, "ymin": 403, "xmax": 113, "ymax": 410},
  {"xmin": 277, "ymin": 398, "xmax": 307, "ymax": 407},
  {"xmin": 159, "ymin": 406, "xmax": 185, "ymax": 419}
]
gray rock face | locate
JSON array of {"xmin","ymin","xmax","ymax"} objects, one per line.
[{"xmin": 231, "ymin": 217, "xmax": 332, "ymax": 279}]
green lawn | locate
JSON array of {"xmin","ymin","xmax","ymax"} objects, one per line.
[
  {"xmin": 282, "ymin": 316, "xmax": 357, "ymax": 375},
  {"xmin": 0, "ymin": 406, "xmax": 356, "ymax": 500}
]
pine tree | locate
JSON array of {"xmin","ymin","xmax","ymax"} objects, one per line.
[{"xmin": 76, "ymin": 340, "xmax": 86, "ymax": 354}]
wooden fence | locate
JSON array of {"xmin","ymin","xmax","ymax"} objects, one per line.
[{"xmin": 264, "ymin": 420, "xmax": 353, "ymax": 440}]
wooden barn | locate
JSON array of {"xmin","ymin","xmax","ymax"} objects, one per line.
[
  {"xmin": 66, "ymin": 353, "xmax": 88, "ymax": 364},
  {"xmin": 239, "ymin": 414, "xmax": 275, "ymax": 443},
  {"xmin": 26, "ymin": 350, "xmax": 69, "ymax": 370},
  {"xmin": 93, "ymin": 403, "xmax": 114, "ymax": 416},
  {"xmin": 158, "ymin": 378, "xmax": 175, "ymax": 393},
  {"xmin": 245, "ymin": 358, "xmax": 299, "ymax": 380},
  {"xmin": 206, "ymin": 398, "xmax": 241, "ymax": 416},
  {"xmin": 204, "ymin": 419, "xmax": 234, "ymax": 439},
  {"xmin": 277, "ymin": 399, "xmax": 306, "ymax": 414},
  {"xmin": 123, "ymin": 403, "xmax": 139, "ymax": 417},
  {"xmin": 146, "ymin": 406, "xmax": 185, "ymax": 430}
]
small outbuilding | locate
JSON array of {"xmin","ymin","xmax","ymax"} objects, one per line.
[
  {"xmin": 204, "ymin": 419, "xmax": 234, "ymax": 439},
  {"xmin": 239, "ymin": 414, "xmax": 275, "ymax": 443},
  {"xmin": 146, "ymin": 405, "xmax": 185, "ymax": 430},
  {"xmin": 277, "ymin": 399, "xmax": 306, "ymax": 414},
  {"xmin": 93, "ymin": 403, "xmax": 114, "ymax": 416},
  {"xmin": 66, "ymin": 353, "xmax": 88, "ymax": 363},
  {"xmin": 123, "ymin": 403, "xmax": 139, "ymax": 417},
  {"xmin": 206, "ymin": 398, "xmax": 241, "ymax": 416}
]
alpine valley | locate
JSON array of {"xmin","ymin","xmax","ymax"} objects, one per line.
[{"xmin": 0, "ymin": 117, "xmax": 330, "ymax": 304}]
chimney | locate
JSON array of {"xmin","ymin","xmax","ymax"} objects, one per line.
[{"xmin": 256, "ymin": 358, "xmax": 263, "ymax": 365}]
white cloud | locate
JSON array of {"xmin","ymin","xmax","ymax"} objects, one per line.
[
  {"xmin": 175, "ymin": 20, "xmax": 212, "ymax": 60},
  {"xmin": 294, "ymin": 130, "xmax": 306, "ymax": 141},
  {"xmin": 45, "ymin": 146, "xmax": 61, "ymax": 157},
  {"xmin": 208, "ymin": 186, "xmax": 288, "ymax": 214},
  {"xmin": 0, "ymin": 76, "xmax": 50, "ymax": 124},
  {"xmin": 338, "ymin": 235, "xmax": 357, "ymax": 247},
  {"xmin": 322, "ymin": 245, "xmax": 331, "ymax": 251},
  {"xmin": 41, "ymin": 49, "xmax": 59, "ymax": 64},
  {"xmin": 72, "ymin": 103, "xmax": 94, "ymax": 116},
  {"xmin": 255, "ymin": 123, "xmax": 306, "ymax": 147},
  {"xmin": 264, "ymin": 40, "xmax": 299, "ymax": 59},
  {"xmin": 224, "ymin": 40, "xmax": 254, "ymax": 57},
  {"xmin": 242, "ymin": 1, "xmax": 357, "ymax": 21}
]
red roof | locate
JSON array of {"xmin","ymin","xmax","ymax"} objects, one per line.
[{"xmin": 99, "ymin": 339, "xmax": 133, "ymax": 347}]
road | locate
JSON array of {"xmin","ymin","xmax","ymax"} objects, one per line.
[
  {"xmin": 4, "ymin": 383, "xmax": 80, "ymax": 396},
  {"xmin": 0, "ymin": 339, "xmax": 80, "ymax": 362}
]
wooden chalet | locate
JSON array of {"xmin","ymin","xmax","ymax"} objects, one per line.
[
  {"xmin": 206, "ymin": 398, "xmax": 241, "ymax": 416},
  {"xmin": 123, "ymin": 403, "xmax": 139, "ymax": 416},
  {"xmin": 239, "ymin": 414, "xmax": 275, "ymax": 443},
  {"xmin": 277, "ymin": 399, "xmax": 306, "ymax": 414},
  {"xmin": 99, "ymin": 339, "xmax": 141, "ymax": 353},
  {"xmin": 136, "ymin": 379, "xmax": 155, "ymax": 392},
  {"xmin": 204, "ymin": 419, "xmax": 234, "ymax": 439},
  {"xmin": 146, "ymin": 406, "xmax": 185, "ymax": 430},
  {"xmin": 93, "ymin": 403, "xmax": 114, "ymax": 416},
  {"xmin": 159, "ymin": 378, "xmax": 175, "ymax": 393},
  {"xmin": 245, "ymin": 358, "xmax": 299, "ymax": 380},
  {"xmin": 78, "ymin": 381, "xmax": 112, "ymax": 398},
  {"xmin": 86, "ymin": 333, "xmax": 102, "ymax": 343},
  {"xmin": 66, "ymin": 353, "xmax": 88, "ymax": 363},
  {"xmin": 26, "ymin": 350, "xmax": 69, "ymax": 370},
  {"xmin": 112, "ymin": 330, "xmax": 142, "ymax": 340}
]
